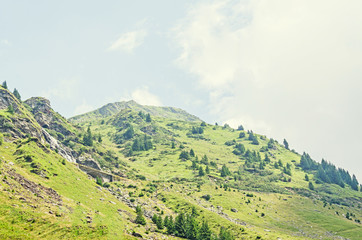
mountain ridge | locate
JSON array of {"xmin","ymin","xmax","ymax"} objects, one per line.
[{"xmin": 69, "ymin": 100, "xmax": 201, "ymax": 123}]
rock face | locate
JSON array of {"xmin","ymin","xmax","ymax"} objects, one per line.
[
  {"xmin": 77, "ymin": 157, "xmax": 102, "ymax": 170},
  {"xmin": 0, "ymin": 89, "xmax": 76, "ymax": 163},
  {"xmin": 0, "ymin": 88, "xmax": 22, "ymax": 114},
  {"xmin": 24, "ymin": 97, "xmax": 73, "ymax": 137},
  {"xmin": 0, "ymin": 88, "xmax": 44, "ymax": 140}
]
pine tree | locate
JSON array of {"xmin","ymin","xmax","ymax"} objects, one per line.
[
  {"xmin": 175, "ymin": 213, "xmax": 187, "ymax": 237},
  {"xmin": 13, "ymin": 88, "xmax": 21, "ymax": 101},
  {"xmin": 156, "ymin": 215, "xmax": 164, "ymax": 229},
  {"xmin": 218, "ymin": 227, "xmax": 234, "ymax": 240},
  {"xmin": 2, "ymin": 81, "xmax": 7, "ymax": 89},
  {"xmin": 83, "ymin": 126, "xmax": 93, "ymax": 146},
  {"xmin": 146, "ymin": 113, "xmax": 152, "ymax": 122},
  {"xmin": 252, "ymin": 136, "xmax": 259, "ymax": 145},
  {"xmin": 309, "ymin": 182, "xmax": 315, "ymax": 190},
  {"xmin": 305, "ymin": 174, "xmax": 309, "ymax": 181},
  {"xmin": 186, "ymin": 215, "xmax": 199, "ymax": 240},
  {"xmin": 135, "ymin": 206, "xmax": 146, "ymax": 225},
  {"xmin": 205, "ymin": 166, "xmax": 210, "ymax": 174},
  {"xmin": 221, "ymin": 165, "xmax": 231, "ymax": 177},
  {"xmin": 166, "ymin": 216, "xmax": 175, "ymax": 234},
  {"xmin": 198, "ymin": 221, "xmax": 212, "ymax": 240},
  {"xmin": 190, "ymin": 149, "xmax": 195, "ymax": 157},
  {"xmin": 171, "ymin": 141, "xmax": 175, "ymax": 149},
  {"xmin": 123, "ymin": 125, "xmax": 134, "ymax": 139},
  {"xmin": 201, "ymin": 154, "xmax": 209, "ymax": 165},
  {"xmin": 238, "ymin": 132, "xmax": 245, "ymax": 138},
  {"xmin": 264, "ymin": 154, "xmax": 270, "ymax": 163},
  {"xmin": 152, "ymin": 214, "xmax": 158, "ymax": 224},
  {"xmin": 179, "ymin": 150, "xmax": 190, "ymax": 160},
  {"xmin": 199, "ymin": 166, "xmax": 205, "ymax": 176},
  {"xmin": 237, "ymin": 125, "xmax": 244, "ymax": 130},
  {"xmin": 283, "ymin": 139, "xmax": 289, "ymax": 150}
]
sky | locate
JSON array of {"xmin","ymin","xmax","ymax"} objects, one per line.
[{"xmin": 1, "ymin": 0, "xmax": 362, "ymax": 181}]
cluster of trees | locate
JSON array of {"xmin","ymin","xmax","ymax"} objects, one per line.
[
  {"xmin": 220, "ymin": 165, "xmax": 231, "ymax": 177},
  {"xmin": 317, "ymin": 159, "xmax": 359, "ymax": 190},
  {"xmin": 300, "ymin": 153, "xmax": 359, "ymax": 191},
  {"xmin": 237, "ymin": 125, "xmax": 244, "ymax": 130},
  {"xmin": 135, "ymin": 206, "xmax": 146, "ymax": 225},
  {"xmin": 138, "ymin": 111, "xmax": 152, "ymax": 122},
  {"xmin": 2, "ymin": 81, "xmax": 21, "ymax": 101},
  {"xmin": 191, "ymin": 126, "xmax": 204, "ymax": 134},
  {"xmin": 187, "ymin": 152, "xmax": 211, "ymax": 177},
  {"xmin": 132, "ymin": 135, "xmax": 153, "ymax": 151},
  {"xmin": 238, "ymin": 132, "xmax": 245, "ymax": 138},
  {"xmin": 248, "ymin": 131, "xmax": 259, "ymax": 145},
  {"xmin": 300, "ymin": 153, "xmax": 318, "ymax": 171},
  {"xmin": 232, "ymin": 143, "xmax": 245, "ymax": 156},
  {"xmin": 267, "ymin": 138, "xmax": 276, "ymax": 149},
  {"xmin": 149, "ymin": 210, "xmax": 234, "ymax": 240}
]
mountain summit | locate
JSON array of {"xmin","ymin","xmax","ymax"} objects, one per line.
[{"xmin": 70, "ymin": 100, "xmax": 201, "ymax": 123}]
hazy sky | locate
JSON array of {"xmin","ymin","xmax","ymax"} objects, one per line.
[{"xmin": 1, "ymin": 0, "xmax": 361, "ymax": 181}]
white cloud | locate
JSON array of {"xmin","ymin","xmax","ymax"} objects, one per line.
[
  {"xmin": 108, "ymin": 29, "xmax": 147, "ymax": 53},
  {"xmin": 174, "ymin": 0, "xmax": 362, "ymax": 180},
  {"xmin": 131, "ymin": 86, "xmax": 162, "ymax": 106},
  {"xmin": 73, "ymin": 100, "xmax": 95, "ymax": 116}
]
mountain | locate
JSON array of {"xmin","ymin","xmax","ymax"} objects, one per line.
[
  {"xmin": 0, "ymin": 85, "xmax": 361, "ymax": 240},
  {"xmin": 69, "ymin": 100, "xmax": 201, "ymax": 123}
]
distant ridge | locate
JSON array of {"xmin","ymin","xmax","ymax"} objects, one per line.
[{"xmin": 69, "ymin": 100, "xmax": 201, "ymax": 123}]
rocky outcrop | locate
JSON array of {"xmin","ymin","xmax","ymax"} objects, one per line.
[
  {"xmin": 77, "ymin": 157, "xmax": 102, "ymax": 170},
  {"xmin": 24, "ymin": 97, "xmax": 74, "ymax": 137},
  {"xmin": 0, "ymin": 89, "xmax": 76, "ymax": 163},
  {"xmin": 0, "ymin": 88, "xmax": 44, "ymax": 140},
  {"xmin": 0, "ymin": 88, "xmax": 22, "ymax": 114}
]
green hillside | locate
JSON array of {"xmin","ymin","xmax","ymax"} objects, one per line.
[
  {"xmin": 0, "ymin": 85, "xmax": 361, "ymax": 240},
  {"xmin": 69, "ymin": 100, "xmax": 201, "ymax": 123}
]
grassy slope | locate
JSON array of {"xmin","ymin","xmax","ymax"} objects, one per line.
[
  {"xmin": 75, "ymin": 112, "xmax": 362, "ymax": 240},
  {"xmin": 0, "ymin": 139, "xmax": 140, "ymax": 239}
]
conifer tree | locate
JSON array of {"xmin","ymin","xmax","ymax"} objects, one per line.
[
  {"xmin": 156, "ymin": 215, "xmax": 164, "ymax": 229},
  {"xmin": 205, "ymin": 165, "xmax": 210, "ymax": 174},
  {"xmin": 305, "ymin": 174, "xmax": 309, "ymax": 181},
  {"xmin": 83, "ymin": 126, "xmax": 93, "ymax": 146},
  {"xmin": 190, "ymin": 149, "xmax": 195, "ymax": 157},
  {"xmin": 135, "ymin": 206, "xmax": 146, "ymax": 225},
  {"xmin": 237, "ymin": 125, "xmax": 244, "ymax": 130},
  {"xmin": 2, "ymin": 81, "xmax": 7, "ymax": 89},
  {"xmin": 199, "ymin": 166, "xmax": 205, "ymax": 176},
  {"xmin": 283, "ymin": 139, "xmax": 289, "ymax": 150},
  {"xmin": 13, "ymin": 88, "xmax": 21, "ymax": 101},
  {"xmin": 146, "ymin": 113, "xmax": 152, "ymax": 122},
  {"xmin": 166, "ymin": 216, "xmax": 175, "ymax": 234},
  {"xmin": 175, "ymin": 212, "xmax": 187, "ymax": 237},
  {"xmin": 186, "ymin": 215, "xmax": 199, "ymax": 240},
  {"xmin": 199, "ymin": 221, "xmax": 212, "ymax": 240}
]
